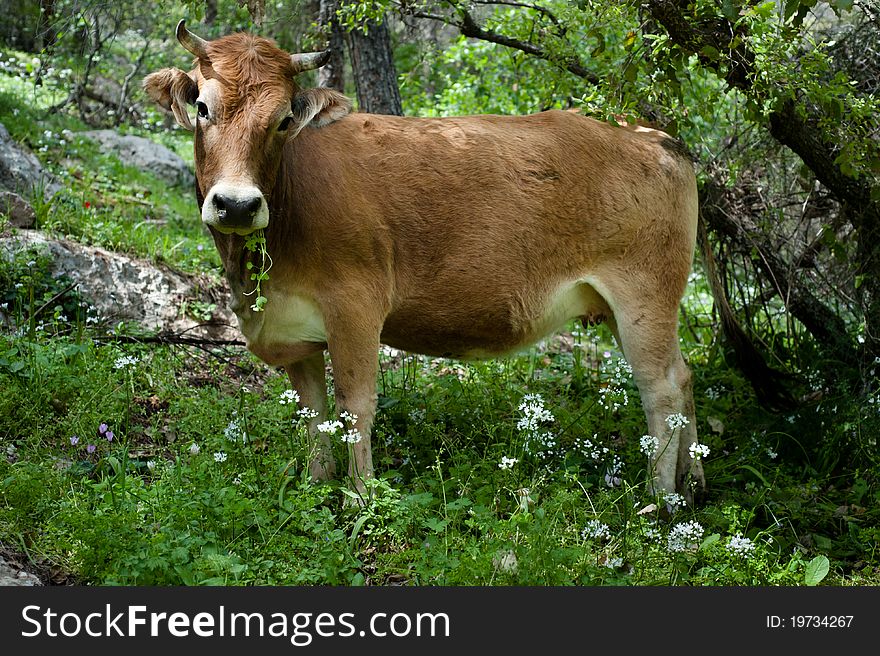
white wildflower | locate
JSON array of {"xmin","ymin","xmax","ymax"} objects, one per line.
[
  {"xmin": 688, "ymin": 443, "xmax": 710, "ymax": 460},
  {"xmin": 213, "ymin": 451, "xmax": 227, "ymax": 463},
  {"xmin": 726, "ymin": 533, "xmax": 756, "ymax": 558},
  {"xmin": 640, "ymin": 434, "xmax": 659, "ymax": 458},
  {"xmin": 705, "ymin": 385, "xmax": 725, "ymax": 400},
  {"xmin": 340, "ymin": 410, "xmax": 359, "ymax": 425},
  {"xmin": 665, "ymin": 413, "xmax": 690, "ymax": 431},
  {"xmin": 113, "ymin": 355, "xmax": 139, "ymax": 369},
  {"xmin": 582, "ymin": 519, "xmax": 611, "ymax": 541},
  {"xmin": 317, "ymin": 420, "xmax": 343, "ymax": 435},
  {"xmin": 296, "ymin": 407, "xmax": 319, "ymax": 420},
  {"xmin": 224, "ymin": 416, "xmax": 247, "ymax": 443},
  {"xmin": 517, "ymin": 393, "xmax": 554, "ymax": 433},
  {"xmin": 189, "ymin": 442, "xmax": 200, "ymax": 455},
  {"xmin": 341, "ymin": 429, "xmax": 362, "ymax": 444},
  {"xmin": 278, "ymin": 389, "xmax": 300, "ymax": 405},
  {"xmin": 604, "ymin": 556, "xmax": 623, "ymax": 569},
  {"xmin": 575, "ymin": 434, "xmax": 608, "ymax": 460},
  {"xmin": 667, "ymin": 520, "xmax": 704, "ymax": 553},
  {"xmin": 146, "ymin": 460, "xmax": 156, "ymax": 471},
  {"xmin": 663, "ymin": 492, "xmax": 687, "ymax": 513},
  {"xmin": 498, "ymin": 455, "xmax": 518, "ymax": 470}
]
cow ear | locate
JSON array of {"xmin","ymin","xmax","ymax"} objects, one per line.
[
  {"xmin": 143, "ymin": 68, "xmax": 198, "ymax": 131},
  {"xmin": 290, "ymin": 89, "xmax": 352, "ymax": 136}
]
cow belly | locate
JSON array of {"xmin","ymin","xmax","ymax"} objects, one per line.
[{"xmin": 383, "ymin": 279, "xmax": 611, "ymax": 359}]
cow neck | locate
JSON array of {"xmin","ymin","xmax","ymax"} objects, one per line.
[{"xmin": 209, "ymin": 229, "xmax": 254, "ymax": 315}]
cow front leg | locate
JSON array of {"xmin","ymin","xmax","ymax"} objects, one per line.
[
  {"xmin": 286, "ymin": 351, "xmax": 334, "ymax": 481},
  {"xmin": 324, "ymin": 319, "xmax": 381, "ymax": 501}
]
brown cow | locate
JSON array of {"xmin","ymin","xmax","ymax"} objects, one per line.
[{"xmin": 144, "ymin": 20, "xmax": 705, "ymax": 502}]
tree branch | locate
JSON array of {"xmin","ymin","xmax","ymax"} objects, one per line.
[
  {"xmin": 401, "ymin": 4, "xmax": 600, "ymax": 85},
  {"xmin": 700, "ymin": 178, "xmax": 859, "ymax": 368},
  {"xmin": 644, "ymin": 0, "xmax": 876, "ymax": 217}
]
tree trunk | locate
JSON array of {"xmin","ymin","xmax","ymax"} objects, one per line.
[
  {"xmin": 205, "ymin": 0, "xmax": 218, "ymax": 26},
  {"xmin": 317, "ymin": 0, "xmax": 345, "ymax": 92},
  {"xmin": 37, "ymin": 0, "xmax": 58, "ymax": 52},
  {"xmin": 345, "ymin": 15, "xmax": 402, "ymax": 115},
  {"xmin": 644, "ymin": 0, "xmax": 878, "ymax": 365}
]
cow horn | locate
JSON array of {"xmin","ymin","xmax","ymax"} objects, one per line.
[
  {"xmin": 290, "ymin": 50, "xmax": 331, "ymax": 75},
  {"xmin": 176, "ymin": 19, "xmax": 210, "ymax": 60}
]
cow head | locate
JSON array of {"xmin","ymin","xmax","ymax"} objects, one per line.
[{"xmin": 143, "ymin": 20, "xmax": 351, "ymax": 235}]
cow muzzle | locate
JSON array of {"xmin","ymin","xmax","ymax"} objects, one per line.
[{"xmin": 202, "ymin": 182, "xmax": 269, "ymax": 235}]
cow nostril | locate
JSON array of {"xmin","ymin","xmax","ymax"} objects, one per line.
[
  {"xmin": 244, "ymin": 197, "xmax": 261, "ymax": 215},
  {"xmin": 211, "ymin": 192, "xmax": 262, "ymax": 226}
]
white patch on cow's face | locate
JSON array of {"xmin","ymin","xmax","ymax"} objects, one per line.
[{"xmin": 202, "ymin": 181, "xmax": 269, "ymax": 235}]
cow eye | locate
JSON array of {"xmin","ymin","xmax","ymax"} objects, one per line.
[
  {"xmin": 196, "ymin": 101, "xmax": 209, "ymax": 119},
  {"xmin": 278, "ymin": 116, "xmax": 292, "ymax": 132}
]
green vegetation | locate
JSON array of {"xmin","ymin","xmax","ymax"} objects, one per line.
[{"xmin": 0, "ymin": 1, "xmax": 878, "ymax": 586}]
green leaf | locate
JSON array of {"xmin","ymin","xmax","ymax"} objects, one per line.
[
  {"xmin": 700, "ymin": 45, "xmax": 720, "ymax": 62},
  {"xmin": 700, "ymin": 533, "xmax": 721, "ymax": 550},
  {"xmin": 424, "ymin": 517, "xmax": 450, "ymax": 533},
  {"xmin": 107, "ymin": 456, "xmax": 122, "ymax": 476},
  {"xmin": 752, "ymin": 1, "xmax": 777, "ymax": 19},
  {"xmin": 812, "ymin": 534, "xmax": 833, "ymax": 551},
  {"xmin": 738, "ymin": 464, "xmax": 770, "ymax": 488},
  {"xmin": 446, "ymin": 497, "xmax": 472, "ymax": 512},
  {"xmin": 404, "ymin": 492, "xmax": 435, "ymax": 507},
  {"xmin": 173, "ymin": 565, "xmax": 195, "ymax": 586},
  {"xmin": 805, "ymin": 555, "xmax": 830, "ymax": 586},
  {"xmin": 721, "ymin": 0, "xmax": 740, "ymax": 22},
  {"xmin": 349, "ymin": 513, "xmax": 370, "ymax": 550}
]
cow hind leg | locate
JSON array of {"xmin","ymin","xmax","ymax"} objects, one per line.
[
  {"xmin": 602, "ymin": 295, "xmax": 704, "ymax": 502},
  {"xmin": 286, "ymin": 352, "xmax": 335, "ymax": 481}
]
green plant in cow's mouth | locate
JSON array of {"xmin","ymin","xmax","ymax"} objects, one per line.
[{"xmin": 244, "ymin": 230, "xmax": 272, "ymax": 312}]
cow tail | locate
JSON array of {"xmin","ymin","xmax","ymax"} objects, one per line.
[{"xmin": 697, "ymin": 212, "xmax": 795, "ymax": 410}]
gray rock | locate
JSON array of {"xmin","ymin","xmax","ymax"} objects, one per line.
[
  {"xmin": 0, "ymin": 230, "xmax": 236, "ymax": 341},
  {"xmin": 0, "ymin": 556, "xmax": 41, "ymax": 586},
  {"xmin": 0, "ymin": 190, "xmax": 36, "ymax": 228},
  {"xmin": 81, "ymin": 129, "xmax": 194, "ymax": 187},
  {"xmin": 0, "ymin": 122, "xmax": 60, "ymax": 197}
]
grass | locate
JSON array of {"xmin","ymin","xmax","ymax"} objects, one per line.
[{"xmin": 1, "ymin": 50, "xmax": 879, "ymax": 587}]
